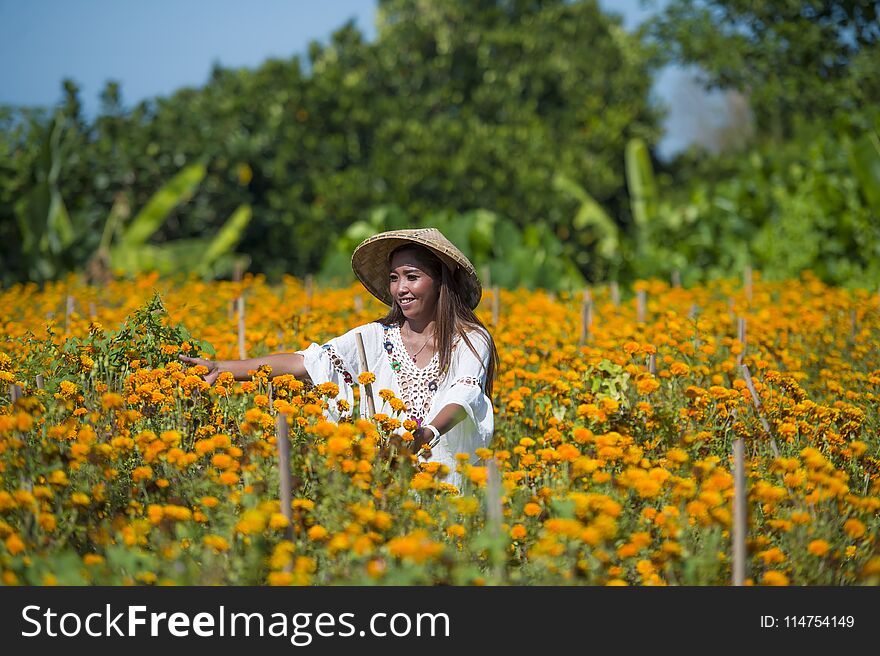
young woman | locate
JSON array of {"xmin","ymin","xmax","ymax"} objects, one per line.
[{"xmin": 181, "ymin": 228, "xmax": 499, "ymax": 489}]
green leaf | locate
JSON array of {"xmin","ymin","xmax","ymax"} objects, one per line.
[
  {"xmin": 199, "ymin": 204, "xmax": 252, "ymax": 273},
  {"xmin": 119, "ymin": 162, "xmax": 206, "ymax": 247}
]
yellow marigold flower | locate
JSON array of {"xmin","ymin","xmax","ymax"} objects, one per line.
[
  {"xmin": 83, "ymin": 554, "xmax": 104, "ymax": 566},
  {"xmin": 523, "ymin": 502, "xmax": 542, "ymax": 517},
  {"xmin": 358, "ymin": 372, "xmax": 376, "ymax": 385},
  {"xmin": 510, "ymin": 524, "xmax": 527, "ymax": 540},
  {"xmin": 132, "ymin": 466, "xmax": 153, "ymax": 483},
  {"xmin": 669, "ymin": 362, "xmax": 690, "ymax": 376},
  {"xmin": 843, "ymin": 518, "xmax": 866, "ymax": 539},
  {"xmin": 606, "ymin": 579, "xmax": 629, "ymax": 586},
  {"xmin": 38, "ymin": 513, "xmax": 57, "ymax": 532},
  {"xmin": 203, "ymin": 535, "xmax": 230, "ymax": 553},
  {"xmin": 71, "ymin": 492, "xmax": 90, "ymax": 506},
  {"xmin": 807, "ymin": 540, "xmax": 830, "ymax": 557},
  {"xmin": 307, "ymin": 525, "xmax": 329, "ymax": 541},
  {"xmin": 219, "ymin": 472, "xmax": 239, "ymax": 486},
  {"xmin": 269, "ymin": 513, "xmax": 290, "ymax": 530},
  {"xmin": 761, "ymin": 571, "xmax": 790, "ymax": 586},
  {"xmin": 446, "ymin": 524, "xmax": 466, "ymax": 539},
  {"xmin": 236, "ymin": 510, "xmax": 267, "ymax": 535},
  {"xmin": 268, "ymin": 571, "xmax": 294, "ymax": 586}
]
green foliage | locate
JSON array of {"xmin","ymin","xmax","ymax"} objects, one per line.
[
  {"xmin": 649, "ymin": 0, "xmax": 880, "ymax": 139},
  {"xmin": 1, "ymin": 0, "xmax": 660, "ymax": 286},
  {"xmin": 319, "ymin": 205, "xmax": 586, "ymax": 292},
  {"xmin": 14, "ymin": 292, "xmax": 215, "ymax": 395},
  {"xmin": 636, "ymin": 117, "xmax": 880, "ymax": 287}
]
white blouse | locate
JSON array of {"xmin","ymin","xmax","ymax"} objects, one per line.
[{"xmin": 296, "ymin": 322, "xmax": 494, "ymax": 490}]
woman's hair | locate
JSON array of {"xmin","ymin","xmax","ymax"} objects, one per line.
[{"xmin": 378, "ymin": 245, "xmax": 499, "ymax": 398}]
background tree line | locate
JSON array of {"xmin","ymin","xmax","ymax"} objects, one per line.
[{"xmin": 2, "ymin": 0, "xmax": 879, "ymax": 290}]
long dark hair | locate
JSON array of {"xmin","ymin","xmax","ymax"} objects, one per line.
[{"xmin": 378, "ymin": 245, "xmax": 499, "ymax": 398}]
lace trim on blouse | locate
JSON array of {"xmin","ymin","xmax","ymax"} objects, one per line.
[
  {"xmin": 383, "ymin": 324, "xmax": 441, "ymax": 424},
  {"xmin": 452, "ymin": 376, "xmax": 481, "ymax": 388},
  {"xmin": 322, "ymin": 343, "xmax": 354, "ymax": 385}
]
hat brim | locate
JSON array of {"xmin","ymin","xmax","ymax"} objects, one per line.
[{"xmin": 351, "ymin": 232, "xmax": 482, "ymax": 310}]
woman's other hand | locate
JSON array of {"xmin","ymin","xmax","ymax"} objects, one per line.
[{"xmin": 179, "ymin": 355, "xmax": 220, "ymax": 385}]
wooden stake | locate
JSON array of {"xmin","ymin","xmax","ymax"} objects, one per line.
[
  {"xmin": 671, "ymin": 270, "xmax": 681, "ymax": 288},
  {"xmin": 636, "ymin": 289, "xmax": 646, "ymax": 324},
  {"xmin": 88, "ymin": 302, "xmax": 96, "ymax": 319},
  {"xmin": 610, "ymin": 281, "xmax": 620, "ymax": 307},
  {"xmin": 491, "ymin": 286, "xmax": 500, "ymax": 326},
  {"xmin": 305, "ymin": 275, "xmax": 314, "ymax": 313},
  {"xmin": 65, "ymin": 295, "xmax": 74, "ymax": 331},
  {"xmin": 649, "ymin": 353, "xmax": 656, "ymax": 376},
  {"xmin": 732, "ymin": 434, "xmax": 747, "ymax": 586},
  {"xmin": 237, "ymin": 296, "xmax": 247, "ymax": 360},
  {"xmin": 35, "ymin": 375, "xmax": 44, "ymax": 390},
  {"xmin": 354, "ymin": 332, "xmax": 376, "ymax": 419},
  {"xmin": 741, "ymin": 364, "xmax": 780, "ymax": 458},
  {"xmin": 736, "ymin": 316, "xmax": 747, "ymax": 367},
  {"xmin": 9, "ymin": 384, "xmax": 22, "ymax": 403},
  {"xmin": 481, "ymin": 265, "xmax": 491, "ymax": 289},
  {"xmin": 850, "ymin": 308, "xmax": 858, "ymax": 340},
  {"xmin": 275, "ymin": 413, "xmax": 295, "ymax": 554},
  {"xmin": 579, "ymin": 288, "xmax": 593, "ymax": 346},
  {"xmin": 354, "ymin": 295, "xmax": 363, "ymax": 313}
]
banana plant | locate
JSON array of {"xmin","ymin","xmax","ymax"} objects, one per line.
[
  {"xmin": 13, "ymin": 115, "xmax": 76, "ymax": 280},
  {"xmin": 625, "ymin": 137, "xmax": 658, "ymax": 252},
  {"xmin": 91, "ymin": 162, "xmax": 253, "ymax": 278}
]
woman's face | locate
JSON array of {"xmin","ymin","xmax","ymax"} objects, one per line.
[{"xmin": 389, "ymin": 248, "xmax": 440, "ymax": 323}]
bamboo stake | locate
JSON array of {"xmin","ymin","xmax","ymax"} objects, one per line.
[
  {"xmin": 579, "ymin": 288, "xmax": 593, "ymax": 345},
  {"xmin": 636, "ymin": 289, "xmax": 646, "ymax": 324},
  {"xmin": 491, "ymin": 286, "xmax": 500, "ymax": 326},
  {"xmin": 354, "ymin": 332, "xmax": 376, "ymax": 419},
  {"xmin": 649, "ymin": 353, "xmax": 656, "ymax": 376},
  {"xmin": 610, "ymin": 281, "xmax": 620, "ymax": 307},
  {"xmin": 275, "ymin": 413, "xmax": 295, "ymax": 555},
  {"xmin": 65, "ymin": 295, "xmax": 74, "ymax": 332},
  {"xmin": 736, "ymin": 316, "xmax": 747, "ymax": 367},
  {"xmin": 741, "ymin": 364, "xmax": 780, "ymax": 458},
  {"xmin": 305, "ymin": 275, "xmax": 314, "ymax": 313},
  {"xmin": 237, "ymin": 296, "xmax": 247, "ymax": 360},
  {"xmin": 732, "ymin": 434, "xmax": 747, "ymax": 586}
]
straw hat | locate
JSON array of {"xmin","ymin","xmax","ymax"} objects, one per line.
[{"xmin": 351, "ymin": 228, "xmax": 482, "ymax": 309}]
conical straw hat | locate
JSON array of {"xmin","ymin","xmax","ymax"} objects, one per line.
[{"xmin": 351, "ymin": 228, "xmax": 482, "ymax": 309}]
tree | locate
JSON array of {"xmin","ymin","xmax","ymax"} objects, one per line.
[{"xmin": 649, "ymin": 0, "xmax": 880, "ymax": 140}]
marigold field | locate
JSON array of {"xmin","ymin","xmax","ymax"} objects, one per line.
[{"xmin": 1, "ymin": 272, "xmax": 879, "ymax": 586}]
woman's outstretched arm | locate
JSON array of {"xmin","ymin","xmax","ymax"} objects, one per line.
[{"xmin": 179, "ymin": 353, "xmax": 311, "ymax": 385}]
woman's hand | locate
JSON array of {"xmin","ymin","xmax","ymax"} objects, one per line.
[{"xmin": 178, "ymin": 355, "xmax": 220, "ymax": 385}]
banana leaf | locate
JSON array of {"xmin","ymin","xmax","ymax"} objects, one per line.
[
  {"xmin": 119, "ymin": 162, "xmax": 206, "ymax": 247},
  {"xmin": 198, "ymin": 204, "xmax": 252, "ymax": 274}
]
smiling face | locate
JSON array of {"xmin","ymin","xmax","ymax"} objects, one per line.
[{"xmin": 389, "ymin": 247, "xmax": 441, "ymax": 324}]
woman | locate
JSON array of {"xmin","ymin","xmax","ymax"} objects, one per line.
[{"xmin": 181, "ymin": 228, "xmax": 498, "ymax": 489}]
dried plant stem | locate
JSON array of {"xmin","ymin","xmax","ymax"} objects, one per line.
[{"xmin": 741, "ymin": 364, "xmax": 780, "ymax": 458}]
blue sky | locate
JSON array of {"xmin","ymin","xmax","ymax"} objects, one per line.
[{"xmin": 0, "ymin": 0, "xmax": 726, "ymax": 157}]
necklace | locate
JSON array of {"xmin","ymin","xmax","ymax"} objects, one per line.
[{"xmin": 402, "ymin": 325, "xmax": 434, "ymax": 363}]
